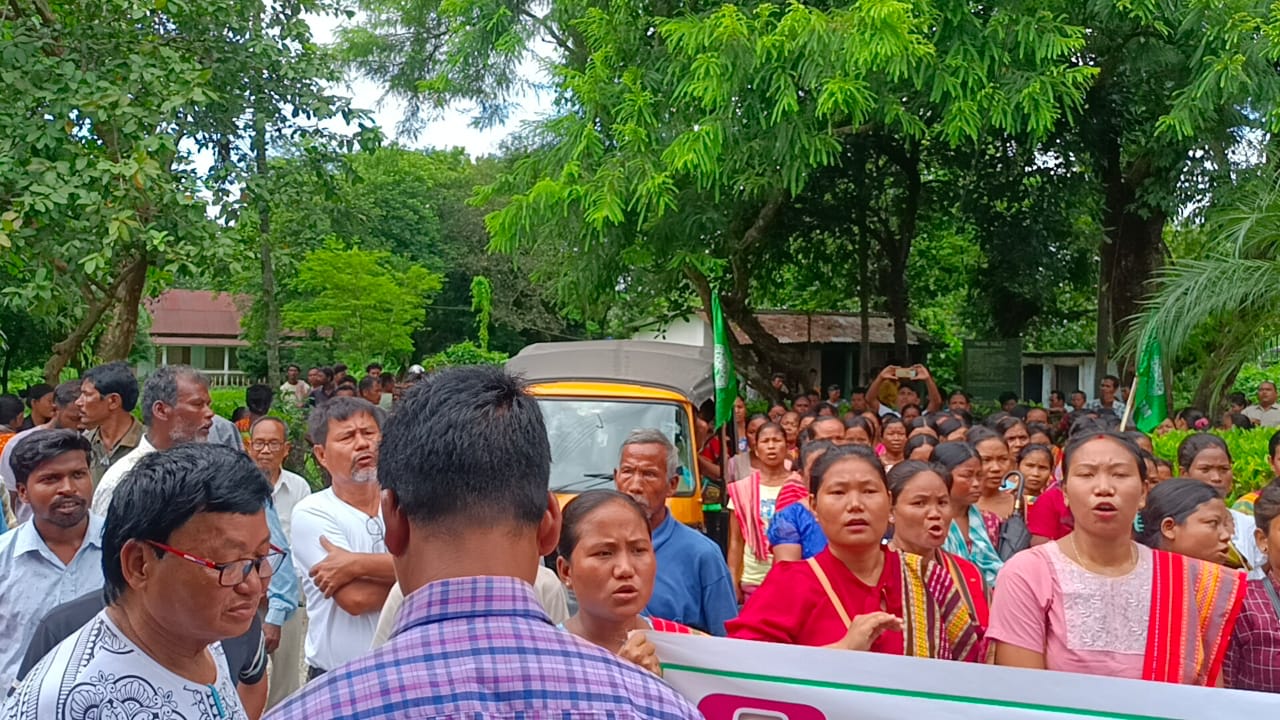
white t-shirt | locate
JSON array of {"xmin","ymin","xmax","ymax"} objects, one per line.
[
  {"xmin": 90, "ymin": 435, "xmax": 156, "ymax": 516},
  {"xmin": 271, "ymin": 469, "xmax": 312, "ymax": 543},
  {"xmin": 3, "ymin": 610, "xmax": 246, "ymax": 719},
  {"xmin": 291, "ymin": 488, "xmax": 387, "ymax": 671}
]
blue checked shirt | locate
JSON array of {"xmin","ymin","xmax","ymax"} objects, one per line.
[{"xmin": 265, "ymin": 575, "xmax": 701, "ymax": 720}]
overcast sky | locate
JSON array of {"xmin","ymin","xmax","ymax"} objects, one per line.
[{"xmin": 306, "ymin": 12, "xmax": 549, "ymax": 157}]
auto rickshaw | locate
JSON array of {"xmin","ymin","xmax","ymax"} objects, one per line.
[{"xmin": 505, "ymin": 340, "xmax": 711, "ymax": 528}]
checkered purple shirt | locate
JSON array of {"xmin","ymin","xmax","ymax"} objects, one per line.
[
  {"xmin": 264, "ymin": 575, "xmax": 703, "ymax": 719},
  {"xmin": 1224, "ymin": 575, "xmax": 1280, "ymax": 693}
]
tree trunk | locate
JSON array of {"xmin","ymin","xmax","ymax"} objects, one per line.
[
  {"xmin": 95, "ymin": 256, "xmax": 148, "ymax": 361},
  {"xmin": 879, "ymin": 142, "xmax": 920, "ymax": 363},
  {"xmin": 254, "ymin": 110, "xmax": 282, "ymax": 387},
  {"xmin": 43, "ymin": 257, "xmax": 146, "ymax": 382},
  {"xmin": 858, "ymin": 232, "xmax": 871, "ymax": 386},
  {"xmin": 1097, "ymin": 134, "xmax": 1167, "ymax": 380}
]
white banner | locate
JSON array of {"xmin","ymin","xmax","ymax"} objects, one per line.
[{"xmin": 649, "ymin": 633, "xmax": 1277, "ymax": 720}]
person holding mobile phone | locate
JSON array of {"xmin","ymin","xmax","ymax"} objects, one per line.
[{"xmin": 867, "ymin": 365, "xmax": 943, "ymax": 419}]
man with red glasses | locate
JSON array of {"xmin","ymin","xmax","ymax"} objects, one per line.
[
  {"xmin": 0, "ymin": 430, "xmax": 101, "ymax": 693},
  {"xmin": 4, "ymin": 444, "xmax": 279, "ymax": 720}
]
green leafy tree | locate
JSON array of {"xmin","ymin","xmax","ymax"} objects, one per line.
[{"xmin": 282, "ymin": 244, "xmax": 443, "ymax": 367}]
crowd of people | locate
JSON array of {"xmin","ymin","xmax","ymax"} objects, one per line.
[{"xmin": 0, "ymin": 358, "xmax": 1277, "ymax": 719}]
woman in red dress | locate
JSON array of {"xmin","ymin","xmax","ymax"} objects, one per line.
[{"xmin": 727, "ymin": 447, "xmax": 985, "ymax": 662}]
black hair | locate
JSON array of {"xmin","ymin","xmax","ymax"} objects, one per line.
[
  {"xmin": 1228, "ymin": 413, "xmax": 1254, "ymax": 430},
  {"xmin": 380, "ymin": 374, "xmax": 396, "ymax": 389},
  {"xmin": 1102, "ymin": 374, "xmax": 1121, "ymax": 386},
  {"xmin": 286, "ymin": 363, "xmax": 301, "ymax": 372},
  {"xmin": 231, "ymin": 407, "xmax": 251, "ymax": 424},
  {"xmin": 994, "ymin": 416, "xmax": 1027, "ymax": 438},
  {"xmin": 358, "ymin": 375, "xmax": 379, "ymax": 393},
  {"xmin": 907, "ymin": 415, "xmax": 930, "ymax": 431},
  {"xmin": 935, "ymin": 416, "xmax": 962, "ymax": 438},
  {"xmin": 1017, "ymin": 443, "xmax": 1054, "ymax": 465},
  {"xmin": 747, "ymin": 413, "xmax": 768, "ymax": 425},
  {"xmin": 966, "ymin": 425, "xmax": 1004, "ymax": 448},
  {"xmin": 102, "ymin": 444, "xmax": 272, "ymax": 604},
  {"xmin": 378, "ymin": 364, "xmax": 550, "ymax": 530},
  {"xmin": 1154, "ymin": 457, "xmax": 1174, "ymax": 471},
  {"xmin": 948, "ymin": 389, "xmax": 969, "ymax": 403},
  {"xmin": 1177, "ymin": 433, "xmax": 1232, "ymax": 474},
  {"xmin": 842, "ymin": 415, "xmax": 875, "ymax": 435},
  {"xmin": 1175, "ymin": 407, "xmax": 1206, "ymax": 429},
  {"xmin": 881, "ymin": 415, "xmax": 905, "ymax": 432},
  {"xmin": 952, "ymin": 409, "xmax": 974, "ymax": 427},
  {"xmin": 904, "ymin": 434, "xmax": 939, "ymax": 459},
  {"xmin": 799, "ymin": 439, "xmax": 838, "ymax": 474},
  {"xmin": 755, "ymin": 421, "xmax": 786, "ymax": 443},
  {"xmin": 796, "ymin": 425, "xmax": 815, "ymax": 446},
  {"xmin": 245, "ymin": 384, "xmax": 273, "ymax": 416},
  {"xmin": 1062, "ymin": 431, "xmax": 1148, "ymax": 483},
  {"xmin": 808, "ymin": 415, "xmax": 845, "ymax": 439},
  {"xmin": 333, "ymin": 363, "xmax": 348, "ymax": 374},
  {"xmin": 932, "ymin": 441, "xmax": 981, "ymax": 478},
  {"xmin": 1070, "ymin": 389, "xmax": 1086, "ymax": 399},
  {"xmin": 1067, "ymin": 413, "xmax": 1109, "ymax": 439},
  {"xmin": 852, "ymin": 386, "xmax": 867, "ymax": 396},
  {"xmin": 141, "ymin": 365, "xmax": 209, "ymax": 426},
  {"xmin": 83, "ymin": 361, "xmax": 140, "ymax": 412},
  {"xmin": 900, "ymin": 402, "xmax": 922, "ymax": 416},
  {"xmin": 1121, "ymin": 430, "xmax": 1149, "ymax": 447},
  {"xmin": 24, "ymin": 383, "xmax": 53, "ymax": 407},
  {"xmin": 1025, "ymin": 422, "xmax": 1054, "ymax": 441},
  {"xmin": 1255, "ymin": 479, "xmax": 1280, "ymax": 535},
  {"xmin": 1049, "ymin": 389, "xmax": 1064, "ymax": 401},
  {"xmin": 1270, "ymin": 430, "xmax": 1280, "ymax": 461},
  {"xmin": 10, "ymin": 429, "xmax": 91, "ymax": 486},
  {"xmin": 53, "ymin": 380, "xmax": 81, "ymax": 408},
  {"xmin": 886, "ymin": 460, "xmax": 950, "ymax": 503},
  {"xmin": 808, "ymin": 445, "xmax": 884, "ymax": 495},
  {"xmin": 366, "ymin": 363, "xmax": 383, "ymax": 373},
  {"xmin": 0, "ymin": 395, "xmax": 24, "ymax": 426},
  {"xmin": 307, "ymin": 396, "xmax": 385, "ymax": 447},
  {"xmin": 1227, "ymin": 392, "xmax": 1248, "ymax": 407},
  {"xmin": 1136, "ymin": 478, "xmax": 1222, "ymax": 549},
  {"xmin": 998, "ymin": 391, "xmax": 1018, "ymax": 404},
  {"xmin": 815, "ymin": 401, "xmax": 838, "ymax": 416},
  {"xmin": 557, "ymin": 489, "xmax": 649, "ymax": 559}
]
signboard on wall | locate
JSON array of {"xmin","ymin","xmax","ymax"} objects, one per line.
[{"xmin": 962, "ymin": 338, "xmax": 1022, "ymax": 404}]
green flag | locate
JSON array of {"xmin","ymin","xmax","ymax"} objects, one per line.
[
  {"xmin": 711, "ymin": 294, "xmax": 738, "ymax": 429},
  {"xmin": 1133, "ymin": 331, "xmax": 1168, "ymax": 434}
]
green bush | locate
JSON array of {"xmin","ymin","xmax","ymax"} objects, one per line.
[
  {"xmin": 209, "ymin": 387, "xmax": 245, "ymax": 420},
  {"xmin": 1150, "ymin": 428, "xmax": 1278, "ymax": 501},
  {"xmin": 420, "ymin": 341, "xmax": 508, "ymax": 372}
]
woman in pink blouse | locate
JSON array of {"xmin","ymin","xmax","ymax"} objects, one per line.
[{"xmin": 988, "ymin": 432, "xmax": 1245, "ymax": 686}]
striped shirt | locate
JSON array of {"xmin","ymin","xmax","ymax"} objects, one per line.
[{"xmin": 264, "ymin": 575, "xmax": 702, "ymax": 720}]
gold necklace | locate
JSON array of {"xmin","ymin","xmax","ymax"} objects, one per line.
[{"xmin": 1066, "ymin": 534, "xmax": 1137, "ymax": 577}]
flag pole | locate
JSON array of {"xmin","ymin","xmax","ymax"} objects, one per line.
[{"xmin": 1119, "ymin": 375, "xmax": 1139, "ymax": 431}]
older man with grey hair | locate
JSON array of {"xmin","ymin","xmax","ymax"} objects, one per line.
[
  {"xmin": 613, "ymin": 428, "xmax": 737, "ymax": 635},
  {"xmin": 90, "ymin": 365, "xmax": 215, "ymax": 515}
]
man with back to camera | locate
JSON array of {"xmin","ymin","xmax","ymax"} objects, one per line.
[
  {"xmin": 289, "ymin": 396, "xmax": 395, "ymax": 678},
  {"xmin": 77, "ymin": 361, "xmax": 143, "ymax": 488},
  {"xmin": 614, "ymin": 428, "xmax": 737, "ymax": 635},
  {"xmin": 267, "ymin": 365, "xmax": 700, "ymax": 720},
  {"xmin": 0, "ymin": 430, "xmax": 103, "ymax": 692}
]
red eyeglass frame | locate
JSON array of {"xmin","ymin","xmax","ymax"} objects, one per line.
[{"xmin": 142, "ymin": 539, "xmax": 286, "ymax": 586}]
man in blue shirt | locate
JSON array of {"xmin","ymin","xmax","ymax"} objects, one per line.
[
  {"xmin": 614, "ymin": 428, "xmax": 737, "ymax": 635},
  {"xmin": 0, "ymin": 430, "xmax": 104, "ymax": 692}
]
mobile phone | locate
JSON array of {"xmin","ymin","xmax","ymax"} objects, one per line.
[{"xmin": 895, "ymin": 368, "xmax": 917, "ymax": 379}]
